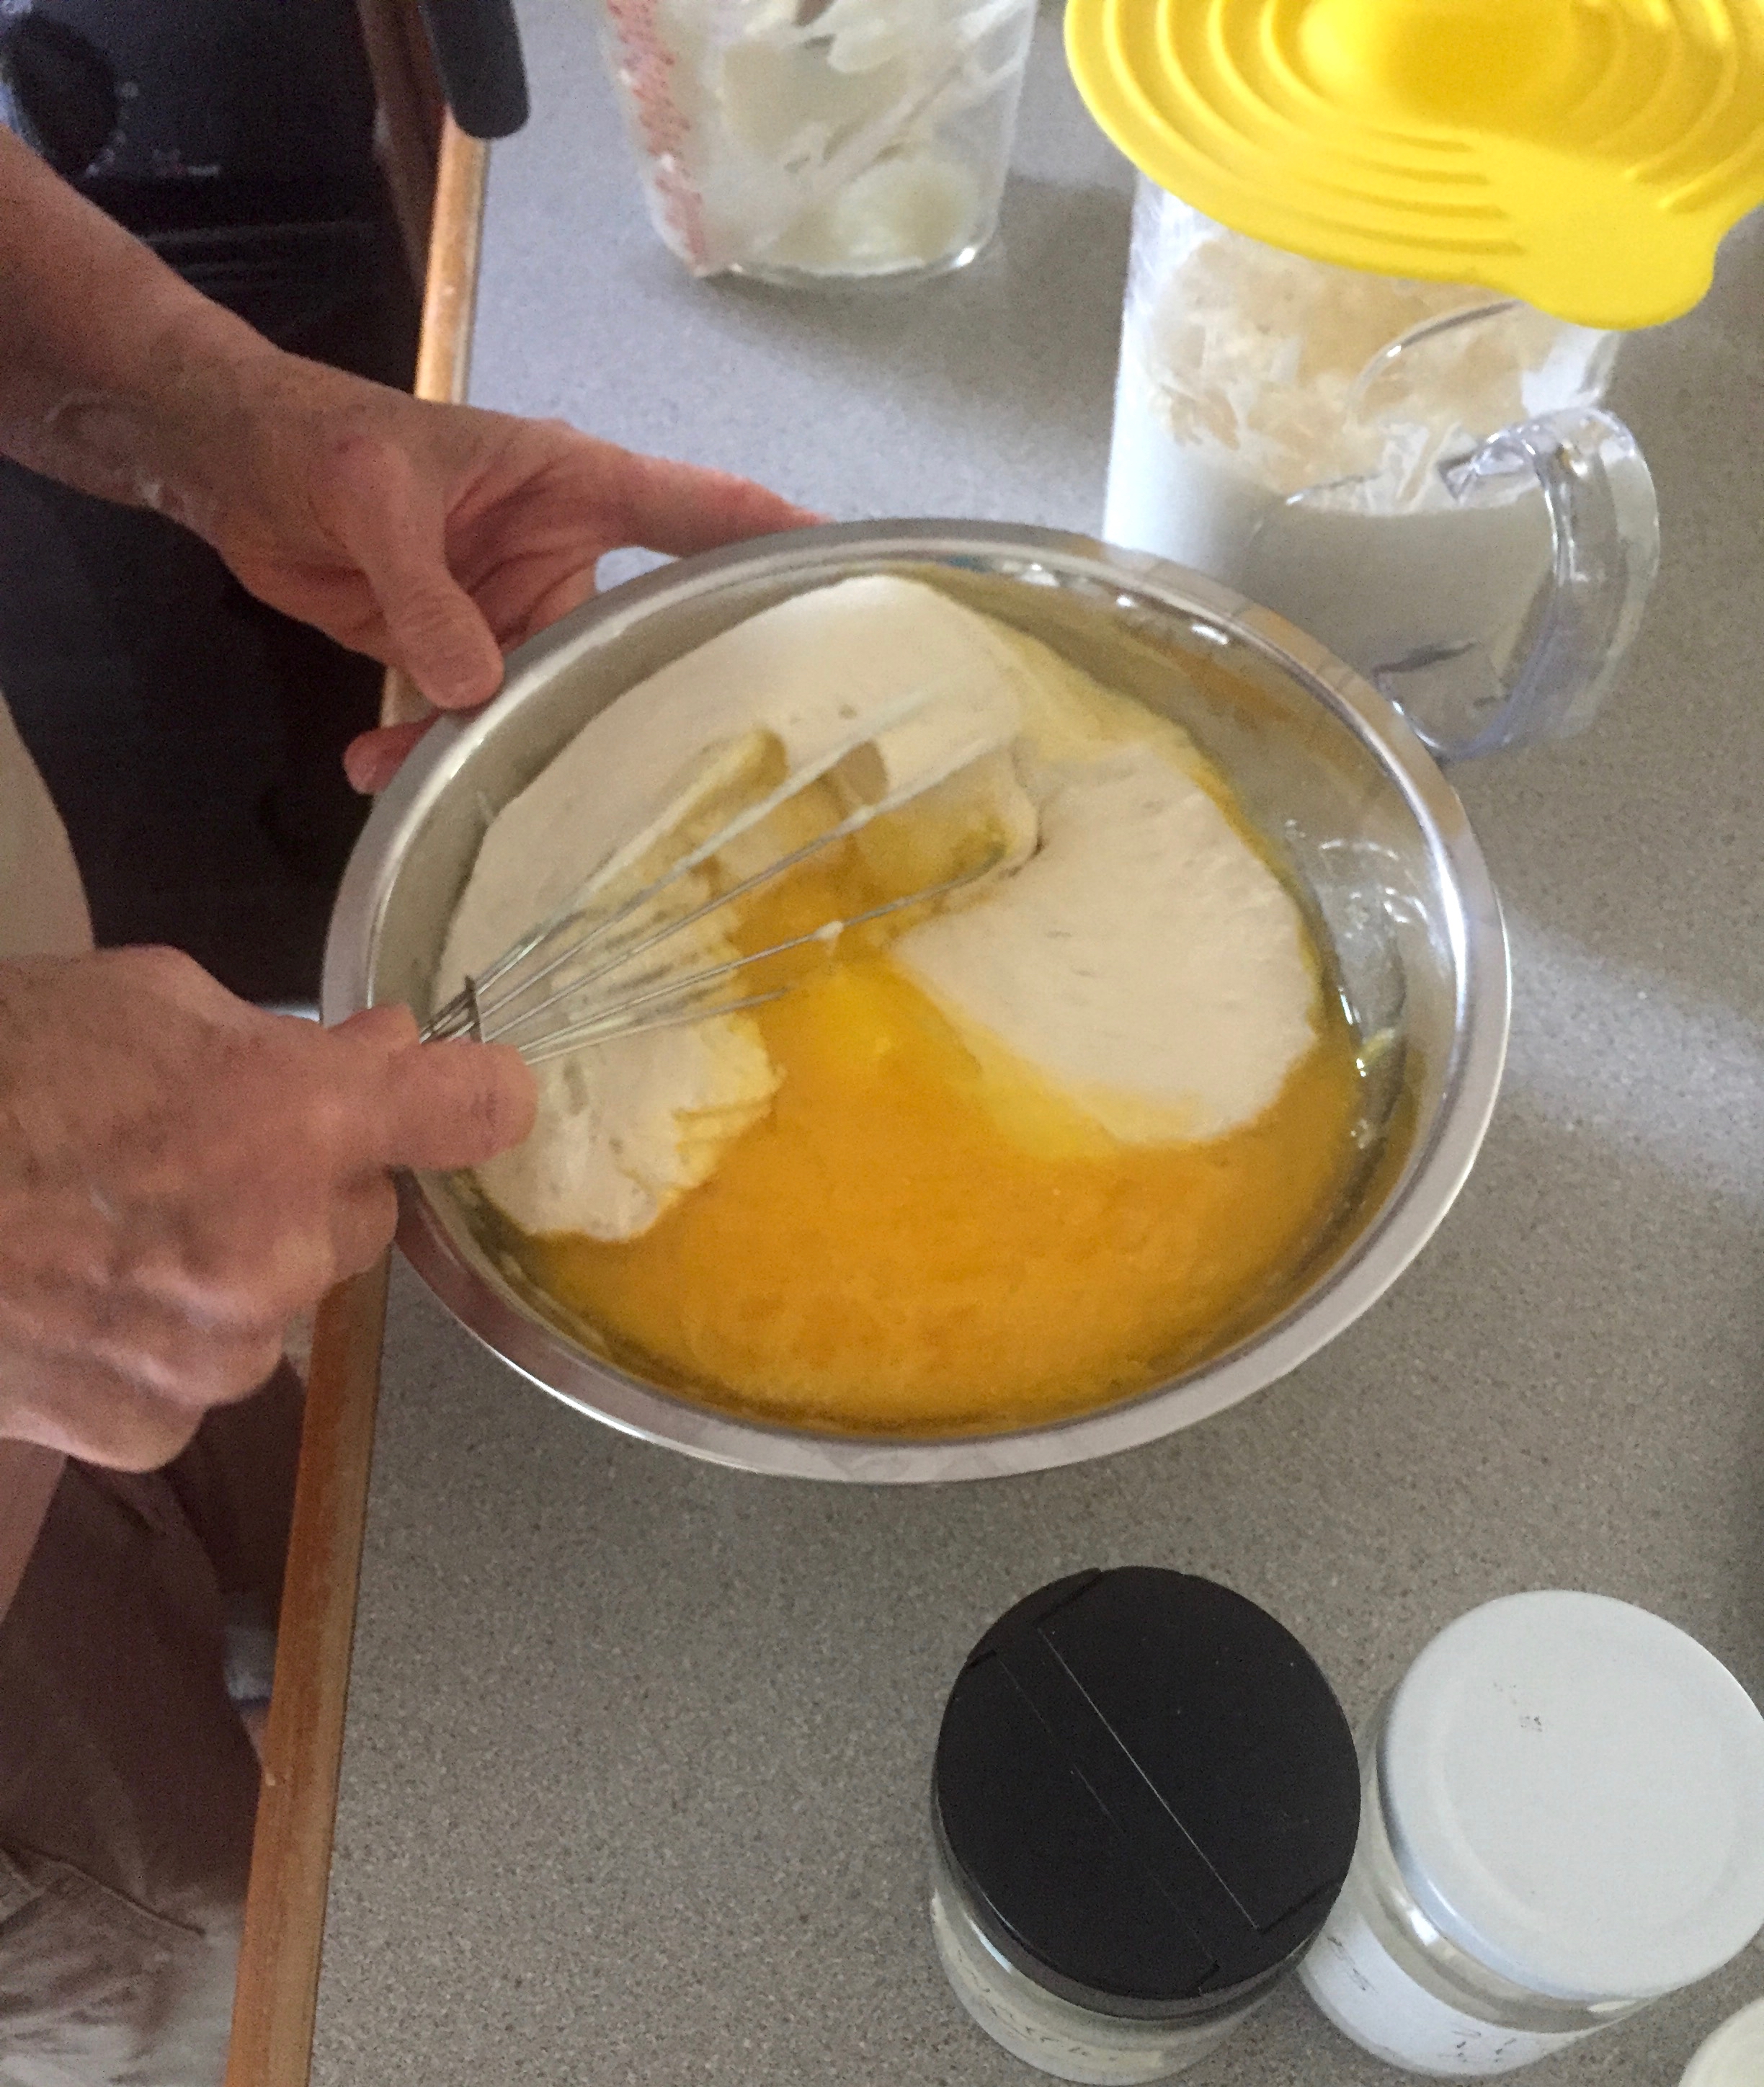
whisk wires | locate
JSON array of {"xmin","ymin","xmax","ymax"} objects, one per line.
[{"xmin": 426, "ymin": 690, "xmax": 1015, "ymax": 1064}]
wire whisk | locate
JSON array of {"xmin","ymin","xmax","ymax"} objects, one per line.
[{"xmin": 427, "ymin": 693, "xmax": 1015, "ymax": 1066}]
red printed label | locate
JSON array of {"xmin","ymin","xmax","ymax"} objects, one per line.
[{"xmin": 603, "ymin": 0, "xmax": 709, "ymax": 266}]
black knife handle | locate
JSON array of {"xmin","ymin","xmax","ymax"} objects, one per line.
[{"xmin": 416, "ymin": 0, "xmax": 529, "ymax": 140}]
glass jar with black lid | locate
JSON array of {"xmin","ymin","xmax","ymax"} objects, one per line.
[{"xmin": 930, "ymin": 1567, "xmax": 1360, "ymax": 2083}]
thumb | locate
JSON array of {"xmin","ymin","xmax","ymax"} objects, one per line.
[
  {"xmin": 328, "ymin": 437, "xmax": 504, "ymax": 711},
  {"xmin": 345, "ymin": 718, "xmax": 437, "ymax": 794},
  {"xmin": 374, "ymin": 1038, "xmax": 538, "ymax": 1172}
]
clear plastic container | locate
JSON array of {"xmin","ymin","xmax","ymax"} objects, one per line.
[
  {"xmin": 1103, "ymin": 179, "xmax": 1661, "ymax": 759},
  {"xmin": 1299, "ymin": 1593, "xmax": 1764, "ymax": 2077},
  {"xmin": 594, "ymin": 0, "xmax": 1038, "ymax": 285}
]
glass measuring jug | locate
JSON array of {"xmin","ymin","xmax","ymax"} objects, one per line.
[
  {"xmin": 595, "ymin": 0, "xmax": 1038, "ymax": 285},
  {"xmin": 1104, "ymin": 182, "xmax": 1661, "ymax": 759}
]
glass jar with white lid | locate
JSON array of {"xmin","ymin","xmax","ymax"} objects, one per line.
[{"xmin": 1300, "ymin": 1591, "xmax": 1764, "ymax": 2075}]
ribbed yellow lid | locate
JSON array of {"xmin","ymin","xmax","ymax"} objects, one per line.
[{"xmin": 1066, "ymin": 0, "xmax": 1764, "ymax": 328}]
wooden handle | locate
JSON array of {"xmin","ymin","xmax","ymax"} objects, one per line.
[
  {"xmin": 354, "ymin": 0, "xmax": 446, "ymax": 285},
  {"xmin": 226, "ymin": 76, "xmax": 491, "ymax": 2087},
  {"xmin": 383, "ymin": 117, "xmax": 491, "ymax": 732},
  {"xmin": 223, "ymin": 1259, "xmax": 391, "ymax": 2087}
]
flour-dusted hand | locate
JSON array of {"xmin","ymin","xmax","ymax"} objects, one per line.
[{"xmin": 0, "ymin": 948, "xmax": 535, "ymax": 1469}]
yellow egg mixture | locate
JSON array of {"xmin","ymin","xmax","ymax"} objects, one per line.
[{"xmin": 520, "ymin": 846, "xmax": 1365, "ymax": 1436}]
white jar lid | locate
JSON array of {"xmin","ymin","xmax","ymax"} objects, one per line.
[
  {"xmin": 1380, "ymin": 1592, "xmax": 1764, "ymax": 2004},
  {"xmin": 1680, "ymin": 1997, "xmax": 1764, "ymax": 2086}
]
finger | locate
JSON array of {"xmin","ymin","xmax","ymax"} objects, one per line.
[
  {"xmin": 4, "ymin": 1361, "xmax": 208, "ymax": 1471},
  {"xmin": 345, "ymin": 718, "xmax": 436, "ymax": 793},
  {"xmin": 332, "ymin": 1002, "xmax": 422, "ymax": 1053},
  {"xmin": 478, "ymin": 561, "xmax": 599, "ymax": 649},
  {"xmin": 130, "ymin": 1325, "xmax": 291, "ymax": 1414},
  {"xmin": 110, "ymin": 943, "xmax": 261, "ymax": 1028},
  {"xmin": 602, "ymin": 449, "xmax": 821, "ymax": 560},
  {"xmin": 329, "ymin": 1173, "xmax": 401, "ymax": 1278},
  {"xmin": 373, "ymin": 1038, "xmax": 537, "ymax": 1172},
  {"xmin": 120, "ymin": 1190, "xmax": 338, "ymax": 1337},
  {"xmin": 326, "ymin": 436, "xmax": 505, "ymax": 711},
  {"xmin": 4, "ymin": 1299, "xmax": 288, "ymax": 1441}
]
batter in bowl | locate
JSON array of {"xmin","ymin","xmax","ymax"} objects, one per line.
[{"xmin": 440, "ymin": 576, "xmax": 1366, "ymax": 1431}]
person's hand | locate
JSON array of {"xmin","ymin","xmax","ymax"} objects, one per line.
[
  {"xmin": 0, "ymin": 948, "xmax": 535, "ymax": 1470},
  {"xmin": 161, "ymin": 352, "xmax": 819, "ymax": 792},
  {"xmin": 0, "ymin": 130, "xmax": 814, "ymax": 783}
]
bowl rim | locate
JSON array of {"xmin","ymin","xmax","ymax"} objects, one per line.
[{"xmin": 324, "ymin": 520, "xmax": 1510, "ymax": 1482}]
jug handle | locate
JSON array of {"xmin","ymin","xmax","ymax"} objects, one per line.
[{"xmin": 1378, "ymin": 406, "xmax": 1660, "ymax": 762}]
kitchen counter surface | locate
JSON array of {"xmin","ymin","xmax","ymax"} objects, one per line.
[{"xmin": 308, "ymin": 4, "xmax": 1764, "ymax": 2081}]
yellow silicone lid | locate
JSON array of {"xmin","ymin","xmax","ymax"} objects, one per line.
[{"xmin": 1065, "ymin": 0, "xmax": 1764, "ymax": 329}]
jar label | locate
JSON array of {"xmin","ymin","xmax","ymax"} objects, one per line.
[{"xmin": 1298, "ymin": 1900, "xmax": 1599, "ymax": 2076}]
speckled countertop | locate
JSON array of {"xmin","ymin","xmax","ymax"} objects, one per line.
[{"xmin": 309, "ymin": 5, "xmax": 1764, "ymax": 2080}]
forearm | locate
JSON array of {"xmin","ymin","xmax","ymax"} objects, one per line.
[{"xmin": 0, "ymin": 128, "xmax": 280, "ymax": 525}]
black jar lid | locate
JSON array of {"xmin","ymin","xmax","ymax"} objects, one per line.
[{"xmin": 933, "ymin": 1568, "xmax": 1360, "ymax": 2021}]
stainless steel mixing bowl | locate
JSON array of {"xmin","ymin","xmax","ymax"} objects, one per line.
[{"xmin": 324, "ymin": 522, "xmax": 1508, "ymax": 1481}]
